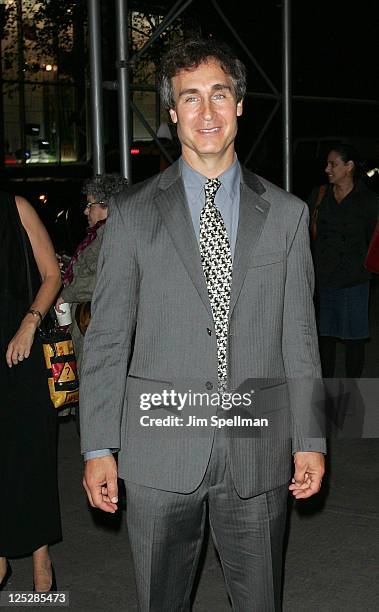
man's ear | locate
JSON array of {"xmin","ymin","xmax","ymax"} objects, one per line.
[
  {"xmin": 236, "ymin": 100, "xmax": 243, "ymax": 117},
  {"xmin": 169, "ymin": 108, "xmax": 178, "ymax": 124}
]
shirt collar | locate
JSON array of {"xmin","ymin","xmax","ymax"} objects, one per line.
[{"xmin": 180, "ymin": 156, "xmax": 240, "ymax": 200}]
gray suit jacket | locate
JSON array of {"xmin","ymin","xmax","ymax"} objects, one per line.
[{"xmin": 80, "ymin": 161, "xmax": 325, "ymax": 498}]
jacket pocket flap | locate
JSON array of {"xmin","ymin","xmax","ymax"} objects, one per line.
[{"xmin": 249, "ymin": 250, "xmax": 286, "ymax": 268}]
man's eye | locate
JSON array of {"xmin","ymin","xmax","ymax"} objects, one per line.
[
  {"xmin": 213, "ymin": 93, "xmax": 226, "ymax": 100},
  {"xmin": 185, "ymin": 96, "xmax": 198, "ymax": 103}
]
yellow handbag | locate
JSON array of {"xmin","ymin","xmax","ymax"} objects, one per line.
[
  {"xmin": 40, "ymin": 329, "xmax": 79, "ymax": 410},
  {"xmin": 19, "ymin": 209, "xmax": 79, "ymax": 410}
]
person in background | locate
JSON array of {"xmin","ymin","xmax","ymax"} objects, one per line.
[
  {"xmin": 308, "ymin": 143, "xmax": 379, "ymax": 378},
  {"xmin": 0, "ymin": 192, "xmax": 62, "ymax": 591},
  {"xmin": 55, "ymin": 174, "xmax": 128, "ymax": 420}
]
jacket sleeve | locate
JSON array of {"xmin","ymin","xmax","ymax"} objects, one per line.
[
  {"xmin": 79, "ymin": 200, "xmax": 139, "ymax": 453},
  {"xmin": 282, "ymin": 203, "xmax": 326, "ymax": 454}
]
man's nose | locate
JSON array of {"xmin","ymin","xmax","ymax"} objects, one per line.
[{"xmin": 201, "ymin": 99, "xmax": 214, "ymax": 120}]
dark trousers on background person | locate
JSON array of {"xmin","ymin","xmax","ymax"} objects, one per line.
[
  {"xmin": 125, "ymin": 431, "xmax": 288, "ymax": 612},
  {"xmin": 318, "ymin": 336, "xmax": 366, "ymax": 378}
]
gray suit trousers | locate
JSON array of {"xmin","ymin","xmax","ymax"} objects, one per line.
[{"xmin": 125, "ymin": 432, "xmax": 288, "ymax": 612}]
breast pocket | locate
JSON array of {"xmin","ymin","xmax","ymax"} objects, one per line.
[{"xmin": 249, "ymin": 250, "xmax": 286, "ymax": 269}]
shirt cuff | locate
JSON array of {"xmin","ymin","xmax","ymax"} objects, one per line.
[
  {"xmin": 292, "ymin": 438, "xmax": 327, "ymax": 455},
  {"xmin": 83, "ymin": 449, "xmax": 118, "ymax": 460}
]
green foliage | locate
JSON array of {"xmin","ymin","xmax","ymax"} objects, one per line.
[
  {"xmin": 0, "ymin": 1, "xmax": 185, "ymax": 84},
  {"xmin": 1, "ymin": 0, "xmax": 85, "ymax": 80}
]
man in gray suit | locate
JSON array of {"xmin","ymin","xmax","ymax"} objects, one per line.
[{"xmin": 80, "ymin": 38, "xmax": 325, "ymax": 611}]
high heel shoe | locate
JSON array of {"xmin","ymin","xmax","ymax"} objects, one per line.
[
  {"xmin": 0, "ymin": 561, "xmax": 12, "ymax": 591},
  {"xmin": 33, "ymin": 564, "xmax": 57, "ymax": 592},
  {"xmin": 50, "ymin": 565, "xmax": 57, "ymax": 592}
]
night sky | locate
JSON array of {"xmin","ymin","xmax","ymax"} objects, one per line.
[
  {"xmin": 163, "ymin": 0, "xmax": 379, "ymax": 193},
  {"xmin": 169, "ymin": 0, "xmax": 379, "ymax": 98},
  {"xmin": 105, "ymin": 0, "xmax": 379, "ymax": 192}
]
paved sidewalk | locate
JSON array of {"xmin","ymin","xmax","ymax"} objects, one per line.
[{"xmin": 4, "ymin": 420, "xmax": 378, "ymax": 611}]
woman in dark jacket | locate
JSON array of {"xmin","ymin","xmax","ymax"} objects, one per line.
[{"xmin": 308, "ymin": 143, "xmax": 378, "ymax": 378}]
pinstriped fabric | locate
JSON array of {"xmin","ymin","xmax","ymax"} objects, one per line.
[
  {"xmin": 79, "ymin": 159, "xmax": 325, "ymax": 611},
  {"xmin": 80, "ymin": 161, "xmax": 325, "ymax": 498},
  {"xmin": 125, "ymin": 434, "xmax": 287, "ymax": 611}
]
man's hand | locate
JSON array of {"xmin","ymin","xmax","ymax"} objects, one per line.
[
  {"xmin": 83, "ymin": 455, "xmax": 119, "ymax": 513},
  {"xmin": 289, "ymin": 452, "xmax": 325, "ymax": 499}
]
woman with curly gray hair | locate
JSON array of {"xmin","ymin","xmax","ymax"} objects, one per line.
[{"xmin": 55, "ymin": 174, "xmax": 127, "ymax": 421}]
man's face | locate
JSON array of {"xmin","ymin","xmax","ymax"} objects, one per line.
[{"xmin": 168, "ymin": 59, "xmax": 243, "ymax": 166}]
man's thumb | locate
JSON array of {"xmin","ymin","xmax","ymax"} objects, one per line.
[
  {"xmin": 107, "ymin": 478, "xmax": 118, "ymax": 503},
  {"xmin": 293, "ymin": 462, "xmax": 306, "ymax": 485}
]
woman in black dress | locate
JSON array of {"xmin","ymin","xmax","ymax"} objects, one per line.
[
  {"xmin": 0, "ymin": 192, "xmax": 62, "ymax": 591},
  {"xmin": 308, "ymin": 143, "xmax": 378, "ymax": 378}
]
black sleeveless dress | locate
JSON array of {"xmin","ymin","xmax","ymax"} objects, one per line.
[{"xmin": 0, "ymin": 192, "xmax": 62, "ymax": 557}]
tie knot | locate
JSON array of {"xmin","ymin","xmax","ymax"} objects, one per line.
[{"xmin": 204, "ymin": 178, "xmax": 221, "ymax": 203}]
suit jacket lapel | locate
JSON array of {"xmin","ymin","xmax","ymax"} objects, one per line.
[
  {"xmin": 155, "ymin": 161, "xmax": 212, "ymax": 315},
  {"xmin": 155, "ymin": 162, "xmax": 271, "ymax": 319},
  {"xmin": 229, "ymin": 171, "xmax": 271, "ymax": 318}
]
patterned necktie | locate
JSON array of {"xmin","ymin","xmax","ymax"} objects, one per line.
[{"xmin": 199, "ymin": 178, "xmax": 232, "ymax": 391}]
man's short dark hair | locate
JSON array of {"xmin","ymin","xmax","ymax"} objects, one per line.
[{"xmin": 159, "ymin": 37, "xmax": 247, "ymax": 110}]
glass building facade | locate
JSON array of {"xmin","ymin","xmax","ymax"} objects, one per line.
[
  {"xmin": 0, "ymin": 0, "xmax": 84, "ymax": 166},
  {"xmin": 0, "ymin": 1, "xmax": 177, "ymax": 171}
]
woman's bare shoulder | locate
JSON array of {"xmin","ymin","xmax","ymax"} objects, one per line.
[
  {"xmin": 15, "ymin": 195, "xmax": 41, "ymax": 228},
  {"xmin": 15, "ymin": 194, "xmax": 34, "ymax": 212}
]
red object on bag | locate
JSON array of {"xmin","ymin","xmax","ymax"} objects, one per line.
[{"xmin": 364, "ymin": 221, "xmax": 379, "ymax": 274}]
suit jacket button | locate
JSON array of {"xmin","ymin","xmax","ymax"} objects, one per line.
[
  {"xmin": 206, "ymin": 381, "xmax": 213, "ymax": 390},
  {"xmin": 207, "ymin": 328, "xmax": 212, "ymax": 336}
]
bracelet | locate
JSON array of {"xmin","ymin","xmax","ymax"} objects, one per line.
[{"xmin": 27, "ymin": 309, "xmax": 43, "ymax": 326}]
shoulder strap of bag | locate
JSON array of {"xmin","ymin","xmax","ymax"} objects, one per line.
[{"xmin": 310, "ymin": 184, "xmax": 327, "ymax": 241}]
